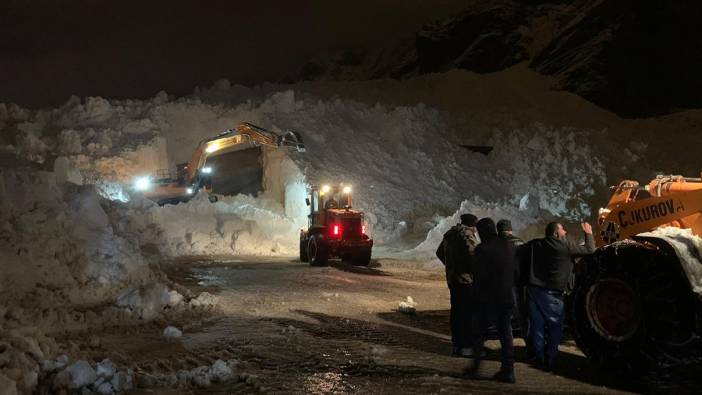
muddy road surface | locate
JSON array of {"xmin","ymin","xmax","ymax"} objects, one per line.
[{"xmin": 59, "ymin": 257, "xmax": 699, "ymax": 394}]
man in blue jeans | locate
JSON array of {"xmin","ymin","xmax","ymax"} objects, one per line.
[{"xmin": 524, "ymin": 221, "xmax": 595, "ymax": 370}]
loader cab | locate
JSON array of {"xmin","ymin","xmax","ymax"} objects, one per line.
[
  {"xmin": 301, "ymin": 184, "xmax": 372, "ymax": 266},
  {"xmin": 306, "ymin": 184, "xmax": 353, "ymax": 227}
]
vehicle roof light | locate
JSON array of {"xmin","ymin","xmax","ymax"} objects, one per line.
[
  {"xmin": 321, "ymin": 185, "xmax": 331, "ymax": 194},
  {"xmin": 342, "ymin": 186, "xmax": 351, "ymax": 194},
  {"xmin": 205, "ymin": 143, "xmax": 220, "ymax": 153}
]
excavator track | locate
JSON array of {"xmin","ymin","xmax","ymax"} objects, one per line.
[{"xmin": 568, "ymin": 238, "xmax": 700, "ymax": 370}]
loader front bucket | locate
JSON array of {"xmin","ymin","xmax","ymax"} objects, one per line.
[{"xmin": 277, "ymin": 131, "xmax": 306, "ymax": 152}]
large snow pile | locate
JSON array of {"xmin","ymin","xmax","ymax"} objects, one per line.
[
  {"xmin": 0, "ymin": 86, "xmax": 612, "ymax": 252},
  {"xmin": 0, "ymin": 169, "xmax": 157, "ymax": 308}
]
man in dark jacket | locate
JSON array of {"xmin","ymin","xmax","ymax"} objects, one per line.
[
  {"xmin": 497, "ymin": 219, "xmax": 530, "ymax": 355},
  {"xmin": 436, "ymin": 213, "xmax": 480, "ymax": 357},
  {"xmin": 525, "ymin": 221, "xmax": 595, "ymax": 370},
  {"xmin": 470, "ymin": 218, "xmax": 517, "ymax": 383}
]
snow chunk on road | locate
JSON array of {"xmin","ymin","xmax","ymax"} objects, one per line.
[
  {"xmin": 167, "ymin": 290, "xmax": 184, "ymax": 307},
  {"xmin": 116, "ymin": 283, "xmax": 171, "ymax": 320},
  {"xmin": 162, "ymin": 326, "xmax": 183, "ymax": 340},
  {"xmin": 96, "ymin": 381, "xmax": 114, "ymax": 395},
  {"xmin": 398, "ymin": 296, "xmax": 417, "ymax": 314},
  {"xmin": 189, "ymin": 292, "xmax": 219, "ymax": 309},
  {"xmin": 56, "ymin": 360, "xmax": 96, "ymax": 389},
  {"xmin": 210, "ymin": 359, "xmax": 233, "ymax": 382},
  {"xmin": 110, "ymin": 370, "xmax": 134, "ymax": 392},
  {"xmin": 96, "ymin": 359, "xmax": 116, "ymax": 379}
]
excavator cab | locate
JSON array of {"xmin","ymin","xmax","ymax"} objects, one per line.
[{"xmin": 300, "ymin": 184, "xmax": 373, "ymax": 266}]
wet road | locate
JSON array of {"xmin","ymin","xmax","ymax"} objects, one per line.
[{"xmin": 159, "ymin": 257, "xmax": 654, "ymax": 394}]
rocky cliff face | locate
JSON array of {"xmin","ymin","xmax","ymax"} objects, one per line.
[{"xmin": 289, "ymin": 0, "xmax": 702, "ymax": 118}]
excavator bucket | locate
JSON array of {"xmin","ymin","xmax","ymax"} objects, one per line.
[{"xmin": 277, "ymin": 131, "xmax": 306, "ymax": 152}]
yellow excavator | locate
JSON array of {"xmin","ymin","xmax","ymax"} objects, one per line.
[
  {"xmin": 568, "ymin": 174, "xmax": 702, "ymax": 369},
  {"xmin": 134, "ymin": 122, "xmax": 305, "ymax": 205}
]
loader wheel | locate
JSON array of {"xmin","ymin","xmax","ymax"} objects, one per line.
[
  {"xmin": 351, "ymin": 250, "xmax": 371, "ymax": 266},
  {"xmin": 568, "ymin": 240, "xmax": 696, "ymax": 371},
  {"xmin": 308, "ymin": 236, "xmax": 329, "ymax": 266},
  {"xmin": 299, "ymin": 239, "xmax": 309, "ymax": 262}
]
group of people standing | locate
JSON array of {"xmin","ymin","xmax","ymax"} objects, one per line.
[{"xmin": 436, "ymin": 213, "xmax": 595, "ymax": 383}]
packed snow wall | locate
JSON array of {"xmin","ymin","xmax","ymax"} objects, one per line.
[{"xmin": 0, "ymin": 86, "xmax": 625, "ymax": 259}]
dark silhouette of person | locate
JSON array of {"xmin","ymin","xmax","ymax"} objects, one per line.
[
  {"xmin": 470, "ymin": 217, "xmax": 517, "ymax": 383},
  {"xmin": 436, "ymin": 213, "xmax": 479, "ymax": 357}
]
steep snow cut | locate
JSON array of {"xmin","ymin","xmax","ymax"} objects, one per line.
[{"xmin": 1, "ymin": 82, "xmax": 618, "ymax": 259}]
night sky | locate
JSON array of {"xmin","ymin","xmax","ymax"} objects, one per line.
[{"xmin": 1, "ymin": 0, "xmax": 465, "ymax": 108}]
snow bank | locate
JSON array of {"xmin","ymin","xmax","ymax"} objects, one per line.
[
  {"xmin": 144, "ymin": 193, "xmax": 302, "ymax": 256},
  {"xmin": 639, "ymin": 227, "xmax": 702, "ymax": 295},
  {"xmin": 1, "ymin": 85, "xmax": 613, "ymax": 251},
  {"xmin": 0, "ymin": 170, "xmax": 156, "ymax": 307}
]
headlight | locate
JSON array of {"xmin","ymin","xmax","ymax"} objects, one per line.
[
  {"xmin": 342, "ymin": 185, "xmax": 351, "ymax": 194},
  {"xmin": 134, "ymin": 177, "xmax": 151, "ymax": 191},
  {"xmin": 202, "ymin": 166, "xmax": 213, "ymax": 174},
  {"xmin": 321, "ymin": 185, "xmax": 331, "ymax": 194},
  {"xmin": 186, "ymin": 187, "xmax": 194, "ymax": 195}
]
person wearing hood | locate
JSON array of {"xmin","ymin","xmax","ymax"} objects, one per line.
[
  {"xmin": 469, "ymin": 217, "xmax": 518, "ymax": 383},
  {"xmin": 436, "ymin": 213, "xmax": 480, "ymax": 357}
]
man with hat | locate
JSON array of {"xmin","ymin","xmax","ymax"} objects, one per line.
[{"xmin": 436, "ymin": 213, "xmax": 480, "ymax": 357}]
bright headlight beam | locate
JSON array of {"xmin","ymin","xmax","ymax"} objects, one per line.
[
  {"xmin": 205, "ymin": 143, "xmax": 220, "ymax": 153},
  {"xmin": 202, "ymin": 166, "xmax": 213, "ymax": 174},
  {"xmin": 134, "ymin": 177, "xmax": 151, "ymax": 191},
  {"xmin": 321, "ymin": 185, "xmax": 331, "ymax": 194},
  {"xmin": 186, "ymin": 187, "xmax": 194, "ymax": 195},
  {"xmin": 342, "ymin": 186, "xmax": 352, "ymax": 194}
]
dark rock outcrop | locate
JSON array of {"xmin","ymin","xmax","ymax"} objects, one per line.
[{"xmin": 286, "ymin": 0, "xmax": 702, "ymax": 118}]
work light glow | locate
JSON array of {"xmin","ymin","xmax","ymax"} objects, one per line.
[
  {"xmin": 321, "ymin": 185, "xmax": 331, "ymax": 194},
  {"xmin": 202, "ymin": 166, "xmax": 213, "ymax": 174},
  {"xmin": 186, "ymin": 188, "xmax": 194, "ymax": 195},
  {"xmin": 205, "ymin": 143, "xmax": 220, "ymax": 153},
  {"xmin": 134, "ymin": 177, "xmax": 151, "ymax": 191},
  {"xmin": 342, "ymin": 186, "xmax": 351, "ymax": 194}
]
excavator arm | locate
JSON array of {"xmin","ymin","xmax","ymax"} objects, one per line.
[
  {"xmin": 137, "ymin": 122, "xmax": 304, "ymax": 205},
  {"xmin": 184, "ymin": 122, "xmax": 305, "ymax": 183}
]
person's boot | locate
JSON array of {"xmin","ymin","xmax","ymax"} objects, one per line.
[
  {"xmin": 464, "ymin": 356, "xmax": 482, "ymax": 377},
  {"xmin": 493, "ymin": 367, "xmax": 515, "ymax": 383}
]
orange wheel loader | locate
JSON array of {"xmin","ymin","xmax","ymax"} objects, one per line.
[{"xmin": 568, "ymin": 174, "xmax": 702, "ymax": 369}]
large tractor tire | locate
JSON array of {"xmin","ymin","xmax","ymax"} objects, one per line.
[
  {"xmin": 299, "ymin": 238, "xmax": 309, "ymax": 262},
  {"xmin": 568, "ymin": 240, "xmax": 698, "ymax": 371},
  {"xmin": 308, "ymin": 236, "xmax": 329, "ymax": 266},
  {"xmin": 350, "ymin": 250, "xmax": 372, "ymax": 266}
]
